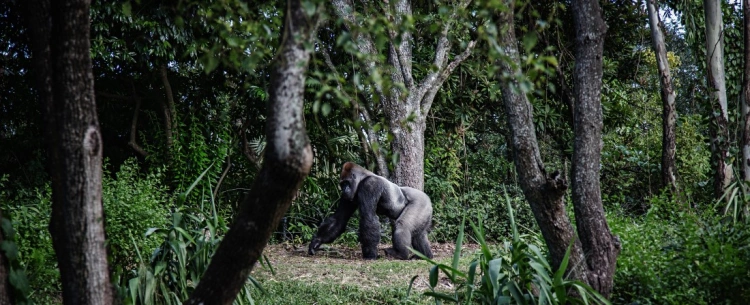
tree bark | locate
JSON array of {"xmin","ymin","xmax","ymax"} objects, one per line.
[
  {"xmin": 705, "ymin": 0, "xmax": 733, "ymax": 196},
  {"xmin": 742, "ymin": 0, "xmax": 750, "ymax": 181},
  {"xmin": 494, "ymin": 0, "xmax": 586, "ymax": 282},
  {"xmin": 329, "ymin": 0, "xmax": 476, "ymax": 189},
  {"xmin": 646, "ymin": 0, "xmax": 678, "ymax": 193},
  {"xmin": 184, "ymin": 0, "xmax": 317, "ymax": 304},
  {"xmin": 26, "ymin": 0, "xmax": 114, "ymax": 304},
  {"xmin": 571, "ymin": 0, "xmax": 620, "ymax": 297},
  {"xmin": 160, "ymin": 65, "xmax": 177, "ymax": 159},
  {"xmin": 128, "ymin": 86, "xmax": 149, "ymax": 157}
]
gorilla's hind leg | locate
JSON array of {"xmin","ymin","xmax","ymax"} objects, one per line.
[
  {"xmin": 386, "ymin": 223, "xmax": 412, "ymax": 259},
  {"xmin": 412, "ymin": 231, "xmax": 433, "ymax": 259}
]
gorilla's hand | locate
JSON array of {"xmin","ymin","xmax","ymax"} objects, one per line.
[{"xmin": 308, "ymin": 238, "xmax": 322, "ymax": 255}]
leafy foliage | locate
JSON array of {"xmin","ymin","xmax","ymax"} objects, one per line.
[
  {"xmin": 117, "ymin": 164, "xmax": 260, "ymax": 305},
  {"xmin": 2, "ymin": 183, "xmax": 59, "ymax": 303},
  {"xmin": 0, "ymin": 175, "xmax": 32, "ymax": 304},
  {"xmin": 611, "ymin": 206, "xmax": 750, "ymax": 304},
  {"xmin": 410, "ymin": 192, "xmax": 609, "ymax": 305},
  {"xmin": 103, "ymin": 159, "xmax": 171, "ymax": 268}
]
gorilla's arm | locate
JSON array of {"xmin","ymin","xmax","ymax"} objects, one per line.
[
  {"xmin": 308, "ymin": 199, "xmax": 357, "ymax": 255},
  {"xmin": 356, "ymin": 176, "xmax": 392, "ymax": 259}
]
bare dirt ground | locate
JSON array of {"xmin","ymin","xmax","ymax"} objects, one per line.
[{"xmin": 252, "ymin": 243, "xmax": 480, "ymax": 291}]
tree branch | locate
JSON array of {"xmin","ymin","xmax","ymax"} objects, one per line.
[
  {"xmin": 414, "ymin": 0, "xmax": 475, "ymax": 116},
  {"xmin": 320, "ymin": 46, "xmax": 389, "ymax": 176},
  {"xmin": 383, "ymin": 0, "xmax": 414, "ymax": 91},
  {"xmin": 128, "ymin": 85, "xmax": 148, "ymax": 157},
  {"xmin": 420, "ymin": 40, "xmax": 476, "ymax": 117},
  {"xmin": 331, "ymin": 0, "xmax": 388, "ymax": 101},
  {"xmin": 213, "ymin": 155, "xmax": 231, "ymax": 200},
  {"xmin": 96, "ymin": 92, "xmax": 131, "ymax": 101}
]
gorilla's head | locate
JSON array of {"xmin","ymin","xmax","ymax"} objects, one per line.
[{"xmin": 339, "ymin": 162, "xmax": 370, "ymax": 201}]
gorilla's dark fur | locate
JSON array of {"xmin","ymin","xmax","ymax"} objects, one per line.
[{"xmin": 308, "ymin": 162, "xmax": 433, "ymax": 260}]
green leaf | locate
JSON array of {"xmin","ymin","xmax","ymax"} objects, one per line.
[
  {"xmin": 506, "ymin": 281, "xmax": 526, "ymax": 304},
  {"xmin": 122, "ymin": 2, "xmax": 132, "ymax": 17},
  {"xmin": 452, "ymin": 216, "xmax": 465, "ymax": 274},
  {"xmin": 488, "ymin": 258, "xmax": 502, "ymax": 294},
  {"xmin": 178, "ymin": 162, "xmax": 215, "ymax": 205},
  {"xmin": 302, "ymin": 0, "xmax": 317, "ymax": 17},
  {"xmin": 522, "ymin": 32, "xmax": 538, "ymax": 52},
  {"xmin": 423, "ymin": 291, "xmax": 458, "ymax": 302},
  {"xmin": 429, "ymin": 265, "xmax": 439, "ymax": 288},
  {"xmin": 204, "ymin": 55, "xmax": 219, "ymax": 74},
  {"xmin": 0, "ymin": 241, "xmax": 18, "ymax": 260}
]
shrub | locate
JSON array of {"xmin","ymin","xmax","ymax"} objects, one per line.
[
  {"xmin": 120, "ymin": 165, "xmax": 260, "ymax": 305},
  {"xmin": 610, "ymin": 209, "xmax": 750, "ymax": 304},
  {"xmin": 103, "ymin": 158, "xmax": 171, "ymax": 269},
  {"xmin": 2, "ymin": 183, "xmax": 59, "ymax": 303},
  {"xmin": 4, "ymin": 158, "xmax": 171, "ymax": 303}
]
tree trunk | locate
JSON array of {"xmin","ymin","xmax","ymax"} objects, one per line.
[
  {"xmin": 330, "ymin": 0, "xmax": 476, "ymax": 189},
  {"xmin": 742, "ymin": 0, "xmax": 750, "ymax": 181},
  {"xmin": 494, "ymin": 0, "xmax": 586, "ymax": 282},
  {"xmin": 26, "ymin": 0, "xmax": 114, "ymax": 304},
  {"xmin": 705, "ymin": 0, "xmax": 733, "ymax": 196},
  {"xmin": 571, "ymin": 0, "xmax": 621, "ymax": 297},
  {"xmin": 646, "ymin": 0, "xmax": 678, "ymax": 193},
  {"xmin": 160, "ymin": 65, "xmax": 177, "ymax": 160},
  {"xmin": 185, "ymin": 0, "xmax": 317, "ymax": 304}
]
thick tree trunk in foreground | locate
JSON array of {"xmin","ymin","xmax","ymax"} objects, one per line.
[
  {"xmin": 495, "ymin": 0, "xmax": 586, "ymax": 283},
  {"xmin": 704, "ymin": 0, "xmax": 733, "ymax": 196},
  {"xmin": 646, "ymin": 0, "xmax": 678, "ymax": 193},
  {"xmin": 185, "ymin": 0, "xmax": 317, "ymax": 304},
  {"xmin": 571, "ymin": 0, "xmax": 620, "ymax": 297},
  {"xmin": 330, "ymin": 0, "xmax": 475, "ymax": 189},
  {"xmin": 26, "ymin": 0, "xmax": 114, "ymax": 304},
  {"xmin": 742, "ymin": 0, "xmax": 750, "ymax": 181}
]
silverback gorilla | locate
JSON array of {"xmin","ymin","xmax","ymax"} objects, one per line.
[{"xmin": 308, "ymin": 162, "xmax": 433, "ymax": 259}]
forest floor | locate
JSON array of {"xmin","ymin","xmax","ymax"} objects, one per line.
[{"xmin": 250, "ymin": 242, "xmax": 480, "ymax": 304}]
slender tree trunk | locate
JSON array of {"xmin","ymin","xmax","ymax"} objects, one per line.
[
  {"xmin": 185, "ymin": 0, "xmax": 317, "ymax": 304},
  {"xmin": 742, "ymin": 0, "xmax": 750, "ymax": 181},
  {"xmin": 128, "ymin": 87, "xmax": 149, "ymax": 157},
  {"xmin": 571, "ymin": 0, "xmax": 620, "ymax": 297},
  {"xmin": 160, "ymin": 65, "xmax": 177, "ymax": 159},
  {"xmin": 494, "ymin": 0, "xmax": 586, "ymax": 282},
  {"xmin": 330, "ymin": 0, "xmax": 475, "ymax": 189},
  {"xmin": 646, "ymin": 0, "xmax": 678, "ymax": 193},
  {"xmin": 705, "ymin": 0, "xmax": 733, "ymax": 196},
  {"xmin": 26, "ymin": 0, "xmax": 114, "ymax": 304}
]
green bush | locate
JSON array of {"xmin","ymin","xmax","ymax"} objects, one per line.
[
  {"xmin": 610, "ymin": 209, "xmax": 750, "ymax": 304},
  {"xmin": 3, "ymin": 158, "xmax": 171, "ymax": 303},
  {"xmin": 600, "ymin": 80, "xmax": 710, "ymax": 214},
  {"xmin": 120, "ymin": 165, "xmax": 261, "ymax": 305},
  {"xmin": 103, "ymin": 158, "xmax": 171, "ymax": 269},
  {"xmin": 3, "ymin": 184, "xmax": 59, "ymax": 303}
]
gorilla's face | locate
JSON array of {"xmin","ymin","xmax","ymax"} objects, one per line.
[{"xmin": 340, "ymin": 180, "xmax": 354, "ymax": 201}]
